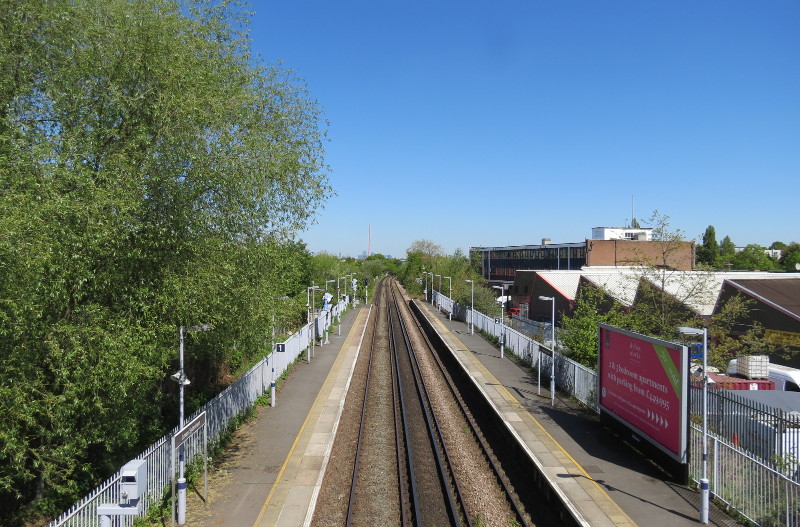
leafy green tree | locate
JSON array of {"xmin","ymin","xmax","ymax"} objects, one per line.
[
  {"xmin": 782, "ymin": 242, "xmax": 800, "ymax": 272},
  {"xmin": 718, "ymin": 236, "xmax": 736, "ymax": 269},
  {"xmin": 696, "ymin": 225, "xmax": 719, "ymax": 267},
  {"xmin": 731, "ymin": 244, "xmax": 779, "ymax": 270},
  {"xmin": 309, "ymin": 251, "xmax": 344, "ymax": 286},
  {"xmin": 362, "ymin": 254, "xmax": 389, "ymax": 284},
  {"xmin": 620, "ymin": 211, "xmax": 705, "ymax": 339},
  {"xmin": 408, "ymin": 239, "xmax": 445, "ymax": 260},
  {"xmin": 0, "ymin": 0, "xmax": 330, "ymax": 520},
  {"xmin": 771, "ymin": 241, "xmax": 789, "ymax": 251},
  {"xmin": 560, "ymin": 285, "xmax": 625, "ymax": 367}
]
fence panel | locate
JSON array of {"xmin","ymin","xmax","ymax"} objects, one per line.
[{"xmin": 49, "ymin": 301, "xmax": 348, "ymax": 527}]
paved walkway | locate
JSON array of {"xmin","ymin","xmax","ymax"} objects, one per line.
[{"xmin": 186, "ymin": 304, "xmax": 370, "ymax": 527}]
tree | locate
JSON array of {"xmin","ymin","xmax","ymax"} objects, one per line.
[
  {"xmin": 696, "ymin": 225, "xmax": 719, "ymax": 267},
  {"xmin": 771, "ymin": 241, "xmax": 789, "ymax": 252},
  {"xmin": 0, "ymin": 0, "xmax": 330, "ymax": 520},
  {"xmin": 718, "ymin": 236, "xmax": 736, "ymax": 269},
  {"xmin": 731, "ymin": 245, "xmax": 779, "ymax": 271},
  {"xmin": 560, "ymin": 285, "xmax": 625, "ymax": 368},
  {"xmin": 620, "ymin": 211, "xmax": 706, "ymax": 339},
  {"xmin": 783, "ymin": 243, "xmax": 800, "ymax": 271},
  {"xmin": 407, "ymin": 239, "xmax": 445, "ymax": 260}
]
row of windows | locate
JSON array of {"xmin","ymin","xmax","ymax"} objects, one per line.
[
  {"xmin": 473, "ymin": 245, "xmax": 588, "ymax": 281},
  {"xmin": 478, "ymin": 247, "xmax": 587, "ymax": 261}
]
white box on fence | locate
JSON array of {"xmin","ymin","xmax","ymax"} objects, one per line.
[
  {"xmin": 737, "ymin": 355, "xmax": 769, "ymax": 380},
  {"xmin": 120, "ymin": 459, "xmax": 147, "ymax": 501}
]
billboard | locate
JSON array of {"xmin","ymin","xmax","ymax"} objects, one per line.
[{"xmin": 598, "ymin": 323, "xmax": 688, "ymax": 464}]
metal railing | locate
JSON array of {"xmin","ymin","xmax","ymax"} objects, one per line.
[
  {"xmin": 690, "ymin": 420, "xmax": 800, "ymax": 527},
  {"xmin": 432, "ymin": 290, "xmax": 800, "ymax": 526},
  {"xmin": 48, "ymin": 301, "xmax": 346, "ymax": 527}
]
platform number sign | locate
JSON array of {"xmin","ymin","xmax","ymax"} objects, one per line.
[{"xmin": 276, "ymin": 343, "xmax": 286, "ymax": 353}]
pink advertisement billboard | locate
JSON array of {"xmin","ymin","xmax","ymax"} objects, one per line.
[{"xmin": 598, "ymin": 323, "xmax": 688, "ymax": 462}]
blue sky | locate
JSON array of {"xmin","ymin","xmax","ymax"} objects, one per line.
[{"xmin": 249, "ymin": 1, "xmax": 799, "ymax": 259}]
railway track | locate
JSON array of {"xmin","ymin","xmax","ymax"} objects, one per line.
[{"xmin": 313, "ymin": 277, "xmax": 534, "ymax": 526}]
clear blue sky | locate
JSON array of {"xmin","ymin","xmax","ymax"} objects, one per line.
[{"xmin": 249, "ymin": 1, "xmax": 799, "ymax": 259}]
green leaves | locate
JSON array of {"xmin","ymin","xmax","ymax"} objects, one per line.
[{"xmin": 0, "ymin": 0, "xmax": 330, "ymax": 520}]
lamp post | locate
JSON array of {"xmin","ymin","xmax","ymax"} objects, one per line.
[
  {"xmin": 338, "ymin": 276, "xmax": 347, "ymax": 335},
  {"xmin": 539, "ymin": 296, "xmax": 556, "ymax": 406},
  {"xmin": 307, "ymin": 285, "xmax": 320, "ymax": 361},
  {"xmin": 445, "ymin": 276, "xmax": 452, "ymax": 320},
  {"xmin": 324, "ymin": 279, "xmax": 336, "ymax": 340},
  {"xmin": 173, "ymin": 324, "xmax": 211, "ymax": 526},
  {"xmin": 423, "ymin": 268, "xmax": 428, "ymax": 301},
  {"xmin": 465, "ymin": 279, "xmax": 474, "ymax": 334},
  {"xmin": 678, "ymin": 326, "xmax": 709, "ymax": 525},
  {"xmin": 493, "ymin": 285, "xmax": 507, "ymax": 358}
]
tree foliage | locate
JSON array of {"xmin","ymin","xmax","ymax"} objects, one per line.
[
  {"xmin": 731, "ymin": 244, "xmax": 779, "ymax": 271},
  {"xmin": 0, "ymin": 0, "xmax": 330, "ymax": 520},
  {"xmin": 560, "ymin": 285, "xmax": 625, "ymax": 368},
  {"xmin": 696, "ymin": 225, "xmax": 719, "ymax": 267},
  {"xmin": 718, "ymin": 236, "xmax": 736, "ymax": 269}
]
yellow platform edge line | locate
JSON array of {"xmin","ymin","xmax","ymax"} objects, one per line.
[
  {"xmin": 417, "ymin": 301, "xmax": 637, "ymax": 527},
  {"xmin": 253, "ymin": 307, "xmax": 371, "ymax": 527}
]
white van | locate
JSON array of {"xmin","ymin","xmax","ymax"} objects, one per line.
[{"xmin": 728, "ymin": 359, "xmax": 800, "ymax": 392}]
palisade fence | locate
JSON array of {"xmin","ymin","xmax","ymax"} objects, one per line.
[
  {"xmin": 49, "ymin": 300, "xmax": 348, "ymax": 527},
  {"xmin": 434, "ymin": 291, "xmax": 597, "ymax": 410},
  {"xmin": 433, "ymin": 290, "xmax": 800, "ymax": 527}
]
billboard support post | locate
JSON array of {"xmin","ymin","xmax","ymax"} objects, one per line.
[{"xmin": 678, "ymin": 326, "xmax": 709, "ymax": 525}]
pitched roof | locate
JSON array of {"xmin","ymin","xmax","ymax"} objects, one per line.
[
  {"xmin": 529, "ymin": 269, "xmax": 799, "ymax": 316},
  {"xmin": 724, "ymin": 278, "xmax": 800, "ymax": 322}
]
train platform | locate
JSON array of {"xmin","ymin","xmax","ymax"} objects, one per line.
[
  {"xmin": 186, "ymin": 298, "xmax": 743, "ymax": 527},
  {"xmin": 417, "ymin": 301, "xmax": 743, "ymax": 527},
  {"xmin": 186, "ymin": 303, "xmax": 372, "ymax": 527}
]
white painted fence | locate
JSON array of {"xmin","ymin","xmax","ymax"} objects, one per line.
[{"xmin": 48, "ymin": 301, "xmax": 346, "ymax": 527}]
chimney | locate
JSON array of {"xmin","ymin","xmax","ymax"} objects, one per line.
[{"xmin": 542, "ymin": 238, "xmax": 551, "ymax": 245}]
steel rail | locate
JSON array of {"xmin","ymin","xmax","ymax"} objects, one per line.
[
  {"xmin": 410, "ymin": 300, "xmax": 532, "ymax": 527},
  {"xmin": 391, "ymin": 284, "xmax": 465, "ymax": 527},
  {"xmin": 389, "ymin": 297, "xmax": 410, "ymax": 527},
  {"xmin": 345, "ymin": 291, "xmax": 380, "ymax": 527},
  {"xmin": 389, "ymin": 284, "xmax": 423, "ymax": 525}
]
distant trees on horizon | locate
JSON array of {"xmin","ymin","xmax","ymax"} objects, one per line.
[{"xmin": 696, "ymin": 225, "xmax": 800, "ymax": 271}]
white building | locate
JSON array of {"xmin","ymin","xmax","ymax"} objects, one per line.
[{"xmin": 591, "ymin": 226, "xmax": 653, "ymax": 241}]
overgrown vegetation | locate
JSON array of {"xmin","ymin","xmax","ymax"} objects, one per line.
[{"xmin": 0, "ymin": 1, "xmax": 333, "ymax": 522}]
